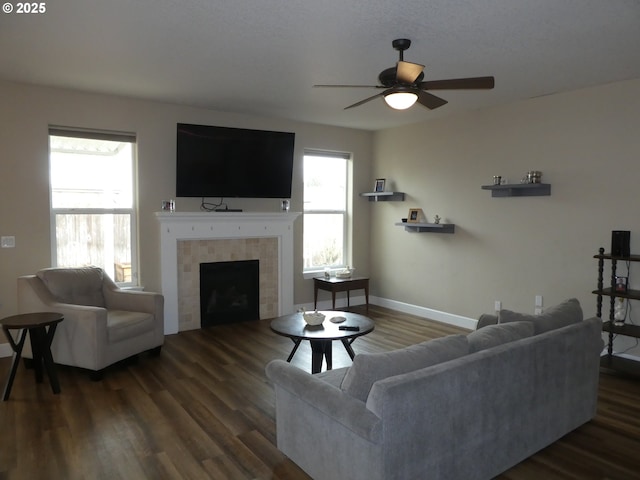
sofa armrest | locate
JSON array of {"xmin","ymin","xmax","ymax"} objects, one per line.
[{"xmin": 265, "ymin": 359, "xmax": 382, "ymax": 442}]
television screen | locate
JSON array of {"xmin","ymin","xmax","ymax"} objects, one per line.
[{"xmin": 176, "ymin": 123, "xmax": 295, "ymax": 198}]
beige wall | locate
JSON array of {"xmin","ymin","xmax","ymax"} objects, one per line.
[
  {"xmin": 3, "ymin": 77, "xmax": 639, "ymax": 355},
  {"xmin": 370, "ymin": 78, "xmax": 640, "ymax": 351},
  {"xmin": 0, "ymin": 80, "xmax": 373, "ymax": 328}
]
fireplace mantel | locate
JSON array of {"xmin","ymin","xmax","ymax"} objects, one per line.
[{"xmin": 156, "ymin": 211, "xmax": 300, "ymax": 334}]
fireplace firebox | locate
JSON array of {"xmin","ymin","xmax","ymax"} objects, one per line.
[{"xmin": 200, "ymin": 260, "xmax": 260, "ymax": 327}]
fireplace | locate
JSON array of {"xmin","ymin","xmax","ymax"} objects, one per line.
[
  {"xmin": 156, "ymin": 211, "xmax": 300, "ymax": 334},
  {"xmin": 200, "ymin": 260, "xmax": 260, "ymax": 326}
]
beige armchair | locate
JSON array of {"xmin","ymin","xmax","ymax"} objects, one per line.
[{"xmin": 17, "ymin": 267, "xmax": 164, "ymax": 380}]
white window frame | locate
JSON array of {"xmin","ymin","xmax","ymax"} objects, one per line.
[
  {"xmin": 302, "ymin": 149, "xmax": 351, "ymax": 279},
  {"xmin": 48, "ymin": 127, "xmax": 139, "ymax": 287}
]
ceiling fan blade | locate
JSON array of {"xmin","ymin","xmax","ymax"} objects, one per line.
[
  {"xmin": 416, "ymin": 90, "xmax": 448, "ymax": 110},
  {"xmin": 418, "ymin": 76, "xmax": 495, "ymax": 90},
  {"xmin": 314, "ymin": 84, "xmax": 385, "ymax": 88},
  {"xmin": 344, "ymin": 89, "xmax": 392, "ymax": 110},
  {"xmin": 396, "ymin": 61, "xmax": 425, "ymax": 84}
]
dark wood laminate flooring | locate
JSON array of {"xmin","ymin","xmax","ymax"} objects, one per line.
[{"xmin": 1, "ymin": 305, "xmax": 639, "ymax": 479}]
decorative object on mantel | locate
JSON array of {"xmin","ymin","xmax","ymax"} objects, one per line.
[
  {"xmin": 407, "ymin": 208, "xmax": 424, "ymax": 223},
  {"xmin": 374, "ymin": 178, "xmax": 386, "ymax": 192},
  {"xmin": 161, "ymin": 199, "xmax": 175, "ymax": 212},
  {"xmin": 492, "ymin": 176, "xmax": 501, "ymax": 185},
  {"xmin": 434, "ymin": 215, "xmax": 441, "ymax": 224}
]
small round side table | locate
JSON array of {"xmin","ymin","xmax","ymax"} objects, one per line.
[{"xmin": 0, "ymin": 312, "xmax": 64, "ymax": 401}]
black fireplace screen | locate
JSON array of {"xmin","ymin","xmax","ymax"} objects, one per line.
[{"xmin": 199, "ymin": 260, "xmax": 260, "ymax": 327}]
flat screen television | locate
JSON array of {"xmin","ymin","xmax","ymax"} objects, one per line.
[{"xmin": 176, "ymin": 123, "xmax": 295, "ymax": 198}]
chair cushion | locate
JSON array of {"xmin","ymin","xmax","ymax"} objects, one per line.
[
  {"xmin": 341, "ymin": 334, "xmax": 469, "ymax": 402},
  {"xmin": 499, "ymin": 298, "xmax": 583, "ymax": 334},
  {"xmin": 37, "ymin": 267, "xmax": 105, "ymax": 307},
  {"xmin": 467, "ymin": 321, "xmax": 535, "ymax": 353},
  {"xmin": 107, "ymin": 310, "xmax": 155, "ymax": 343}
]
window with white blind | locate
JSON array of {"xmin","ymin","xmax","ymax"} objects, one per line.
[
  {"xmin": 48, "ymin": 128, "xmax": 138, "ymax": 286},
  {"xmin": 303, "ymin": 150, "xmax": 351, "ymax": 273}
]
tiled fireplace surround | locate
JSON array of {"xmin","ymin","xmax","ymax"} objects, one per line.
[{"xmin": 156, "ymin": 212, "xmax": 299, "ymax": 334}]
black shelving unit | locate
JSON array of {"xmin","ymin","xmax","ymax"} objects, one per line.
[{"xmin": 593, "ymin": 247, "xmax": 640, "ymax": 377}]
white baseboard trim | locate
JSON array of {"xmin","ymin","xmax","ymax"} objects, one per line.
[
  {"xmin": 370, "ymin": 296, "xmax": 477, "ymax": 330},
  {"xmin": 0, "ymin": 342, "xmax": 12, "ymax": 358},
  {"xmin": 605, "ymin": 351, "xmax": 640, "ymax": 362},
  {"xmin": 294, "ymin": 295, "xmax": 477, "ymax": 331}
]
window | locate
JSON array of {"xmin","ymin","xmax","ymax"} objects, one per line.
[
  {"xmin": 303, "ymin": 150, "xmax": 350, "ymax": 273},
  {"xmin": 48, "ymin": 128, "xmax": 138, "ymax": 286}
]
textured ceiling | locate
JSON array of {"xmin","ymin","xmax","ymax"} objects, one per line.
[{"xmin": 1, "ymin": 0, "xmax": 639, "ymax": 130}]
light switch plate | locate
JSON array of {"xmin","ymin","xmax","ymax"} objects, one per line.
[{"xmin": 1, "ymin": 236, "xmax": 15, "ymax": 248}]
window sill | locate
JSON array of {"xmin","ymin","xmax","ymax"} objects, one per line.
[
  {"xmin": 303, "ymin": 268, "xmax": 348, "ymax": 280},
  {"xmin": 303, "ymin": 270, "xmax": 324, "ymax": 280}
]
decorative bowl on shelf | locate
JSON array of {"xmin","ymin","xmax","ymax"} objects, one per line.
[{"xmin": 303, "ymin": 311, "xmax": 326, "ymax": 326}]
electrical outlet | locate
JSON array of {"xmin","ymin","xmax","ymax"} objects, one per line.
[
  {"xmin": 494, "ymin": 300, "xmax": 502, "ymax": 312},
  {"xmin": 534, "ymin": 307, "xmax": 543, "ymax": 315}
]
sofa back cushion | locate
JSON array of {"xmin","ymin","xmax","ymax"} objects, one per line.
[
  {"xmin": 341, "ymin": 334, "xmax": 469, "ymax": 402},
  {"xmin": 476, "ymin": 313, "xmax": 499, "ymax": 329},
  {"xmin": 37, "ymin": 267, "xmax": 106, "ymax": 307},
  {"xmin": 499, "ymin": 298, "xmax": 583, "ymax": 334},
  {"xmin": 467, "ymin": 321, "xmax": 534, "ymax": 353}
]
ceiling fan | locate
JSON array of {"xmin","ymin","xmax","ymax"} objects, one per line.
[{"xmin": 314, "ymin": 38, "xmax": 495, "ymax": 111}]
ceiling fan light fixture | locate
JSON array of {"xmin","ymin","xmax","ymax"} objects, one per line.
[{"xmin": 384, "ymin": 90, "xmax": 418, "ymax": 110}]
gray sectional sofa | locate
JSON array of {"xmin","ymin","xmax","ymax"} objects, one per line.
[{"xmin": 265, "ymin": 299, "xmax": 604, "ymax": 480}]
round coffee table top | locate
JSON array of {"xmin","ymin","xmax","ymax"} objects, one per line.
[
  {"xmin": 0, "ymin": 312, "xmax": 64, "ymax": 329},
  {"xmin": 270, "ymin": 311, "xmax": 374, "ymax": 341}
]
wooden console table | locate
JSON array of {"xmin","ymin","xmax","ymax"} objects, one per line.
[{"xmin": 314, "ymin": 276, "xmax": 369, "ymax": 312}]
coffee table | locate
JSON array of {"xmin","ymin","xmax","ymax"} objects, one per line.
[
  {"xmin": 0, "ymin": 312, "xmax": 64, "ymax": 401},
  {"xmin": 270, "ymin": 311, "xmax": 374, "ymax": 373}
]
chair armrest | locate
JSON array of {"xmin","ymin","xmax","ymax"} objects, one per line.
[
  {"xmin": 102, "ymin": 276, "xmax": 163, "ymax": 317},
  {"xmin": 104, "ymin": 288, "xmax": 163, "ymax": 314},
  {"xmin": 265, "ymin": 359, "xmax": 382, "ymax": 442}
]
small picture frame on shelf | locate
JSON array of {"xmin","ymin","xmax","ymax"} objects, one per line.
[
  {"xmin": 407, "ymin": 208, "xmax": 423, "ymax": 223},
  {"xmin": 374, "ymin": 178, "xmax": 386, "ymax": 192},
  {"xmin": 615, "ymin": 276, "xmax": 628, "ymax": 293}
]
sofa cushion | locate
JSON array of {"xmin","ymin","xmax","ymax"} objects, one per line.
[
  {"xmin": 467, "ymin": 321, "xmax": 534, "ymax": 353},
  {"xmin": 37, "ymin": 267, "xmax": 105, "ymax": 307},
  {"xmin": 499, "ymin": 298, "xmax": 583, "ymax": 334},
  {"xmin": 341, "ymin": 334, "xmax": 469, "ymax": 402}
]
